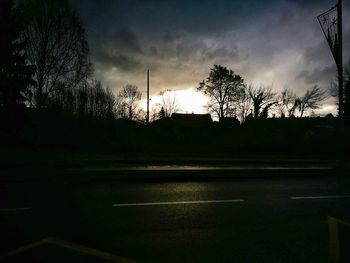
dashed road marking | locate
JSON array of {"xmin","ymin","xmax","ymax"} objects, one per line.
[{"xmin": 290, "ymin": 195, "xmax": 350, "ymax": 200}]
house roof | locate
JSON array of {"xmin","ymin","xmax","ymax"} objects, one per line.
[
  {"xmin": 152, "ymin": 113, "xmax": 213, "ymax": 128},
  {"xmin": 171, "ymin": 113, "xmax": 213, "ymax": 128}
]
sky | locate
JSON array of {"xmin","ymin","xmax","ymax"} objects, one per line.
[{"xmin": 72, "ymin": 0, "xmax": 350, "ymax": 115}]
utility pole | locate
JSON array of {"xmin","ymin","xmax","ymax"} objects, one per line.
[
  {"xmin": 318, "ymin": 0, "xmax": 343, "ymax": 118},
  {"xmin": 147, "ymin": 69, "xmax": 150, "ymax": 124},
  {"xmin": 337, "ymin": 0, "xmax": 343, "ymax": 122},
  {"xmin": 318, "ymin": 0, "xmax": 344, "ymax": 161}
]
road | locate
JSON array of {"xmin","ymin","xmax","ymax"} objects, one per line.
[{"xmin": 1, "ymin": 176, "xmax": 350, "ymax": 262}]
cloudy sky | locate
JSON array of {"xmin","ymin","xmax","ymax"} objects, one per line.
[{"xmin": 72, "ymin": 0, "xmax": 350, "ymax": 114}]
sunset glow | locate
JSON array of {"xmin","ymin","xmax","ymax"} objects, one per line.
[
  {"xmin": 141, "ymin": 88, "xmax": 209, "ymax": 115},
  {"xmin": 171, "ymin": 89, "xmax": 209, "ymax": 114}
]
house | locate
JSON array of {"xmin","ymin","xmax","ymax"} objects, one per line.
[
  {"xmin": 169, "ymin": 113, "xmax": 213, "ymax": 128},
  {"xmin": 149, "ymin": 113, "xmax": 213, "ymax": 143}
]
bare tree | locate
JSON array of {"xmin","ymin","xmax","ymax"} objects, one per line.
[
  {"xmin": 117, "ymin": 84, "xmax": 142, "ymax": 120},
  {"xmin": 149, "ymin": 106, "xmax": 162, "ymax": 122},
  {"xmin": 49, "ymin": 80, "xmax": 116, "ymax": 119},
  {"xmin": 87, "ymin": 82, "xmax": 116, "ymax": 118},
  {"xmin": 158, "ymin": 89, "xmax": 180, "ymax": 118},
  {"xmin": 276, "ymin": 88, "xmax": 299, "ymax": 117},
  {"xmin": 236, "ymin": 87, "xmax": 251, "ymax": 123},
  {"xmin": 20, "ymin": 0, "xmax": 92, "ymax": 108},
  {"xmin": 248, "ymin": 85, "xmax": 276, "ymax": 118},
  {"xmin": 198, "ymin": 65, "xmax": 245, "ymax": 120},
  {"xmin": 133, "ymin": 108, "xmax": 147, "ymax": 123},
  {"xmin": 297, "ymin": 85, "xmax": 328, "ymax": 117}
]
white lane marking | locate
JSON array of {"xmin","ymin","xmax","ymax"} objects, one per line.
[
  {"xmin": 0, "ymin": 207, "xmax": 32, "ymax": 212},
  {"xmin": 112, "ymin": 199, "xmax": 244, "ymax": 207},
  {"xmin": 290, "ymin": 195, "xmax": 350, "ymax": 200},
  {"xmin": 127, "ymin": 166, "xmax": 333, "ymax": 171}
]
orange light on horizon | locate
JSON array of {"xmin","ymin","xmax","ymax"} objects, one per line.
[{"xmin": 140, "ymin": 88, "xmax": 209, "ymax": 115}]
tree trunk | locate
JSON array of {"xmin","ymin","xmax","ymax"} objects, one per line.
[
  {"xmin": 128, "ymin": 106, "xmax": 132, "ymax": 120},
  {"xmin": 254, "ymin": 103, "xmax": 259, "ymax": 118}
]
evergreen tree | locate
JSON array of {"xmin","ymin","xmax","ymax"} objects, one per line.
[{"xmin": 0, "ymin": 0, "xmax": 35, "ymax": 111}]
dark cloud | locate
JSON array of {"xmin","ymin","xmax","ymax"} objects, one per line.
[
  {"xmin": 91, "ymin": 26, "xmax": 144, "ymax": 72},
  {"xmin": 303, "ymin": 43, "xmax": 334, "ymax": 66},
  {"xmin": 71, "ymin": 0, "xmax": 350, "ymax": 107},
  {"xmin": 287, "ymin": 0, "xmax": 333, "ymax": 8},
  {"xmin": 95, "ymin": 52, "xmax": 143, "ymax": 72},
  {"xmin": 162, "ymin": 31, "xmax": 188, "ymax": 43},
  {"xmin": 106, "ymin": 27, "xmax": 143, "ymax": 54},
  {"xmin": 297, "ymin": 65, "xmax": 337, "ymax": 85}
]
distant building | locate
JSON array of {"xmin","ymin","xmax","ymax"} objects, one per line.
[{"xmin": 169, "ymin": 113, "xmax": 212, "ymax": 128}]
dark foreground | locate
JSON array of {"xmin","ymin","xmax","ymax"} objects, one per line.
[{"xmin": 1, "ymin": 175, "xmax": 350, "ymax": 262}]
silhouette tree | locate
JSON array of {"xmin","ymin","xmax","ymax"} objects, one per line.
[
  {"xmin": 0, "ymin": 0, "xmax": 35, "ymax": 110},
  {"xmin": 49, "ymin": 80, "xmax": 116, "ymax": 119},
  {"xmin": 158, "ymin": 89, "xmax": 179, "ymax": 118},
  {"xmin": 198, "ymin": 65, "xmax": 245, "ymax": 120},
  {"xmin": 159, "ymin": 107, "xmax": 166, "ymax": 119},
  {"xmin": 236, "ymin": 87, "xmax": 251, "ymax": 123},
  {"xmin": 86, "ymin": 81, "xmax": 116, "ymax": 119},
  {"xmin": 148, "ymin": 106, "xmax": 161, "ymax": 122},
  {"xmin": 248, "ymin": 85, "xmax": 276, "ymax": 118},
  {"xmin": 19, "ymin": 0, "xmax": 92, "ymax": 108},
  {"xmin": 276, "ymin": 88, "xmax": 299, "ymax": 118},
  {"xmin": 296, "ymin": 85, "xmax": 328, "ymax": 117},
  {"xmin": 117, "ymin": 84, "xmax": 142, "ymax": 120}
]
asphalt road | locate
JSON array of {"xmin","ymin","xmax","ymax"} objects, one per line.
[{"xmin": 1, "ymin": 176, "xmax": 350, "ymax": 262}]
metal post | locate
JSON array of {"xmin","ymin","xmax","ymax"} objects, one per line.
[
  {"xmin": 147, "ymin": 69, "xmax": 150, "ymax": 124},
  {"xmin": 317, "ymin": 0, "xmax": 345, "ymax": 162},
  {"xmin": 337, "ymin": 0, "xmax": 343, "ymax": 121}
]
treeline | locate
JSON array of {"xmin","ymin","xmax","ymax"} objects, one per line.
[
  {"xmin": 48, "ymin": 81, "xmax": 116, "ymax": 119},
  {"xmin": 197, "ymin": 65, "xmax": 350, "ymax": 123}
]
